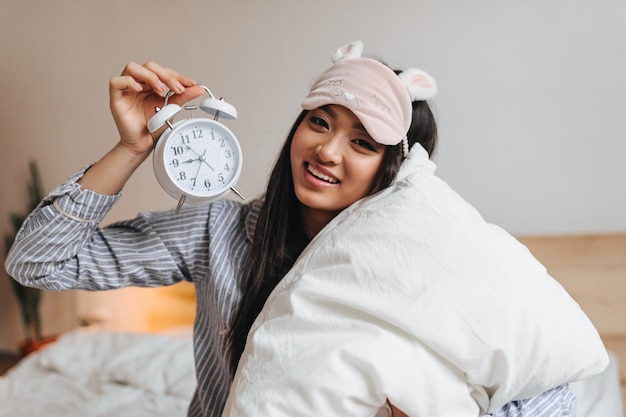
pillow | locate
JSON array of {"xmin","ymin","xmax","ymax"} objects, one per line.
[{"xmin": 223, "ymin": 145, "xmax": 609, "ymax": 417}]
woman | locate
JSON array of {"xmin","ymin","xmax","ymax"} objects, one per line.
[{"xmin": 5, "ymin": 42, "xmax": 575, "ymax": 416}]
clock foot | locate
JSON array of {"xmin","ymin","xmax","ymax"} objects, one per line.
[
  {"xmin": 176, "ymin": 195, "xmax": 187, "ymax": 213},
  {"xmin": 230, "ymin": 187, "xmax": 245, "ymax": 201}
]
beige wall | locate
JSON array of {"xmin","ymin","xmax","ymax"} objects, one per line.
[{"xmin": 1, "ymin": 0, "xmax": 625, "ymax": 352}]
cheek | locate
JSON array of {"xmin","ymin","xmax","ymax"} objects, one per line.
[
  {"xmin": 351, "ymin": 159, "xmax": 384, "ymax": 192},
  {"xmin": 290, "ymin": 127, "xmax": 307, "ymax": 161},
  {"xmin": 364, "ymin": 166, "xmax": 382, "ymax": 189},
  {"xmin": 290, "ymin": 145, "xmax": 304, "ymax": 180},
  {"xmin": 290, "ymin": 133, "xmax": 311, "ymax": 183}
]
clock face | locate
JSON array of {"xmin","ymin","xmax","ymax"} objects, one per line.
[{"xmin": 161, "ymin": 119, "xmax": 242, "ymax": 199}]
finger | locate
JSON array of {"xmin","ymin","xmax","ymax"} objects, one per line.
[
  {"xmin": 166, "ymin": 84, "xmax": 205, "ymax": 106},
  {"xmin": 108, "ymin": 75, "xmax": 148, "ymax": 106},
  {"xmin": 109, "ymin": 75, "xmax": 144, "ymax": 93},
  {"xmin": 121, "ymin": 61, "xmax": 169, "ymax": 94},
  {"xmin": 143, "ymin": 61, "xmax": 196, "ymax": 94}
]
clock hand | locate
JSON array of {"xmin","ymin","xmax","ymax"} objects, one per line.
[
  {"xmin": 193, "ymin": 153, "xmax": 203, "ymax": 183},
  {"xmin": 183, "ymin": 143, "xmax": 203, "ymax": 158},
  {"xmin": 183, "ymin": 143, "xmax": 214, "ymax": 171},
  {"xmin": 197, "ymin": 149, "xmax": 215, "ymax": 171}
]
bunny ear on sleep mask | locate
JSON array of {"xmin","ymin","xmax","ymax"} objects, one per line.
[
  {"xmin": 332, "ymin": 40, "xmax": 438, "ymax": 102},
  {"xmin": 331, "ymin": 40, "xmax": 365, "ymax": 62},
  {"xmin": 398, "ymin": 67, "xmax": 438, "ymax": 101}
]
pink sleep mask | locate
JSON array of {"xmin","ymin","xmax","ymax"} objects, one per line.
[{"xmin": 301, "ymin": 41, "xmax": 437, "ymax": 152}]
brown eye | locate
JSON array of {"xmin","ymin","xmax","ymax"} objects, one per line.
[
  {"xmin": 352, "ymin": 138, "xmax": 376, "ymax": 152},
  {"xmin": 310, "ymin": 116, "xmax": 329, "ymax": 129}
]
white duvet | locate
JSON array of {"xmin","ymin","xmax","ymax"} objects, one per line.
[
  {"xmin": 224, "ymin": 144, "xmax": 609, "ymax": 417},
  {"xmin": 0, "ymin": 329, "xmax": 195, "ymax": 417}
]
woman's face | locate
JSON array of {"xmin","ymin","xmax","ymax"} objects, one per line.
[{"xmin": 290, "ymin": 104, "xmax": 386, "ymax": 236}]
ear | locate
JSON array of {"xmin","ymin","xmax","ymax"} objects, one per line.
[
  {"xmin": 398, "ymin": 68, "xmax": 438, "ymax": 101},
  {"xmin": 332, "ymin": 40, "xmax": 364, "ymax": 63}
]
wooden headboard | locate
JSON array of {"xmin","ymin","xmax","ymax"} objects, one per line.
[{"xmin": 517, "ymin": 234, "xmax": 626, "ymax": 404}]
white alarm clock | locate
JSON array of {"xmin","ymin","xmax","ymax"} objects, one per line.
[{"xmin": 147, "ymin": 86, "xmax": 244, "ymax": 212}]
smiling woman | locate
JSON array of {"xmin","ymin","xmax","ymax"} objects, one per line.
[
  {"xmin": 3, "ymin": 40, "xmax": 610, "ymax": 417},
  {"xmin": 3, "ymin": 42, "xmax": 440, "ymax": 417}
]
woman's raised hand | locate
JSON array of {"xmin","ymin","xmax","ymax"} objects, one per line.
[
  {"xmin": 77, "ymin": 62, "xmax": 204, "ymax": 195},
  {"xmin": 109, "ymin": 61, "xmax": 204, "ymax": 156}
]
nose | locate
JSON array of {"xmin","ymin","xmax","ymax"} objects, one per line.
[{"xmin": 315, "ymin": 133, "xmax": 344, "ymax": 165}]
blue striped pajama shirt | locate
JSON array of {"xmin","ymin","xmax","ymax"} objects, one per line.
[{"xmin": 5, "ymin": 167, "xmax": 575, "ymax": 417}]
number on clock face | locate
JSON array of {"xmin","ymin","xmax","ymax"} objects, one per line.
[{"xmin": 165, "ymin": 122, "xmax": 240, "ymax": 196}]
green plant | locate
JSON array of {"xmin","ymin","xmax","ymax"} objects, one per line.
[{"xmin": 4, "ymin": 160, "xmax": 44, "ymax": 343}]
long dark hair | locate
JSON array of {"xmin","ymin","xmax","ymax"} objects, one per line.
[{"xmin": 227, "ymin": 99, "xmax": 438, "ymax": 374}]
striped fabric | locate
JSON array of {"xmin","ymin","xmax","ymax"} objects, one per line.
[
  {"xmin": 5, "ymin": 168, "xmax": 575, "ymax": 417},
  {"xmin": 6, "ymin": 167, "xmax": 257, "ymax": 416},
  {"xmin": 490, "ymin": 384, "xmax": 576, "ymax": 417}
]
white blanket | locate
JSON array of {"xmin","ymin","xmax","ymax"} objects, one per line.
[
  {"xmin": 224, "ymin": 145, "xmax": 609, "ymax": 417},
  {"xmin": 0, "ymin": 329, "xmax": 195, "ymax": 417}
]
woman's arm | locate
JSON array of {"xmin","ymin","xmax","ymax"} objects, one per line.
[
  {"xmin": 4, "ymin": 61, "xmax": 207, "ymax": 290},
  {"xmin": 5, "ymin": 181, "xmax": 217, "ymax": 290}
]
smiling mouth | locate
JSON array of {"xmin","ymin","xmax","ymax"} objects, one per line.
[{"xmin": 306, "ymin": 163, "xmax": 339, "ymax": 184}]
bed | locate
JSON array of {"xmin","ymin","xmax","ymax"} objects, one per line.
[{"xmin": 0, "ymin": 234, "xmax": 623, "ymax": 417}]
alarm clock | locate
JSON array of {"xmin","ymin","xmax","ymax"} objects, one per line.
[{"xmin": 147, "ymin": 86, "xmax": 244, "ymax": 212}]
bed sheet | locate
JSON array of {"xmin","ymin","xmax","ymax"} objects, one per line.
[
  {"xmin": 0, "ymin": 328, "xmax": 195, "ymax": 417},
  {"xmin": 0, "ymin": 329, "xmax": 621, "ymax": 417},
  {"xmin": 571, "ymin": 350, "xmax": 624, "ymax": 417}
]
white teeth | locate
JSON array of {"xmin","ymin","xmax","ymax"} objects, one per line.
[{"xmin": 307, "ymin": 164, "xmax": 338, "ymax": 184}]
